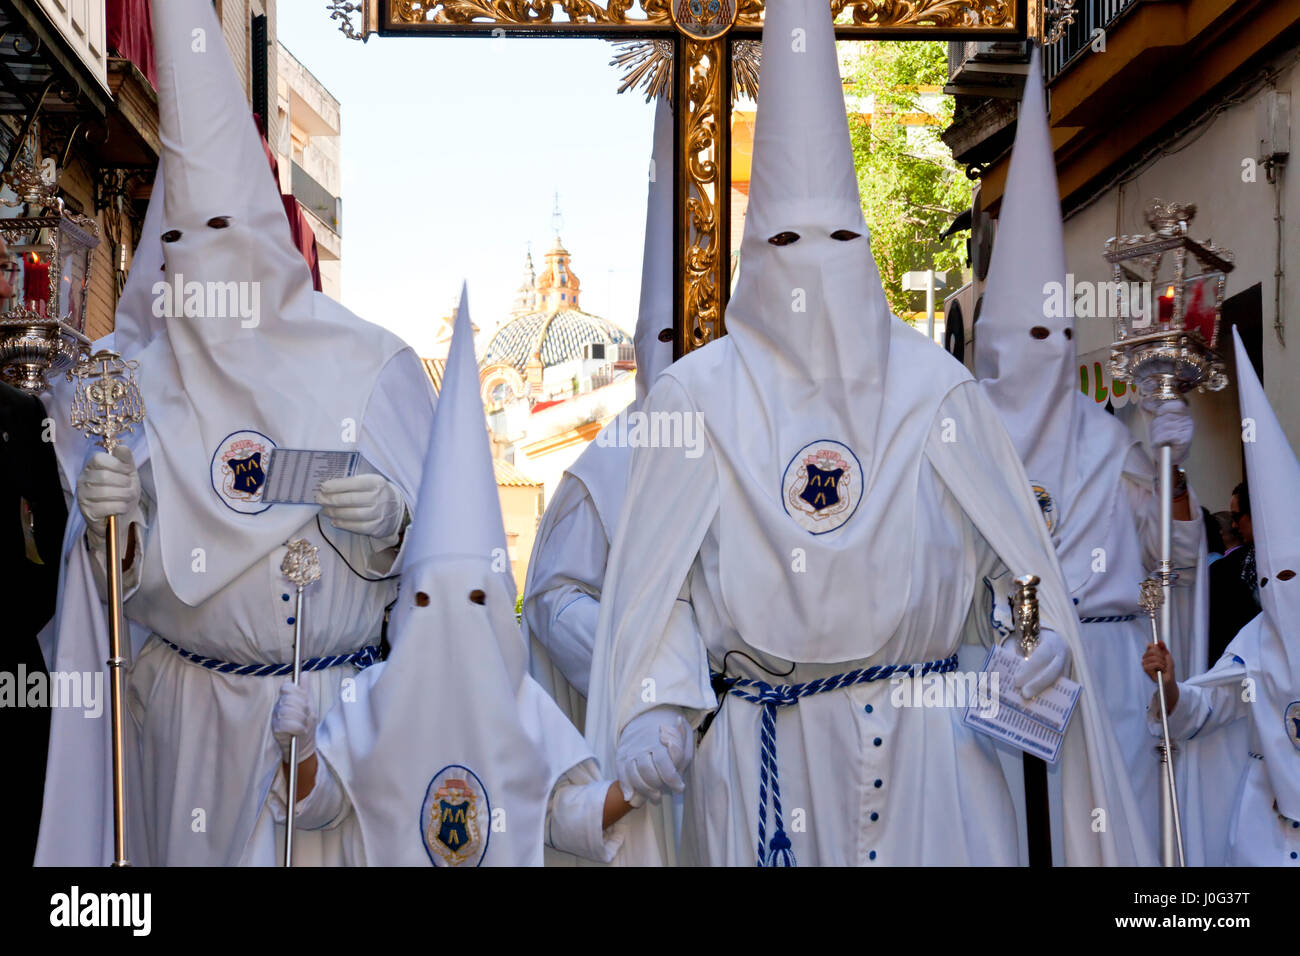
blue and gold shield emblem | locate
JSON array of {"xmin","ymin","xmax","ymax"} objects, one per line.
[
  {"xmin": 436, "ymin": 798, "xmax": 472, "ymax": 854},
  {"xmin": 228, "ymin": 452, "xmax": 264, "ymax": 496},
  {"xmin": 421, "ymin": 765, "xmax": 490, "ymax": 866},
  {"xmin": 1286, "ymin": 701, "xmax": 1300, "ymax": 753},
  {"xmin": 799, "ymin": 463, "xmax": 844, "ymax": 512},
  {"xmin": 782, "ymin": 440, "xmax": 861, "ymax": 535},
  {"xmin": 210, "ymin": 429, "xmax": 275, "ymax": 515}
]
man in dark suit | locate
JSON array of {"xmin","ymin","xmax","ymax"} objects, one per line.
[
  {"xmin": 1207, "ymin": 481, "xmax": 1260, "ymax": 665},
  {"xmin": 0, "ymin": 241, "xmax": 69, "ymax": 865}
]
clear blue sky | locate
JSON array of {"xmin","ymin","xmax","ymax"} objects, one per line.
[{"xmin": 276, "ymin": 11, "xmax": 662, "ymax": 355}]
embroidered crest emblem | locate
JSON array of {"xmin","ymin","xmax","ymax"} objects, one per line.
[
  {"xmin": 782, "ymin": 440, "xmax": 862, "ymax": 535},
  {"xmin": 1286, "ymin": 701, "xmax": 1300, "ymax": 753},
  {"xmin": 1030, "ymin": 481, "xmax": 1058, "ymax": 535},
  {"xmin": 671, "ymin": 0, "xmax": 736, "ymax": 40},
  {"xmin": 421, "ymin": 765, "xmax": 490, "ymax": 866},
  {"xmin": 210, "ymin": 430, "xmax": 275, "ymax": 515}
]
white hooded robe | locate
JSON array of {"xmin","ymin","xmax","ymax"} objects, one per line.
[
  {"xmin": 974, "ymin": 47, "xmax": 1207, "ymax": 865},
  {"xmin": 585, "ymin": 0, "xmax": 1155, "ymax": 868}
]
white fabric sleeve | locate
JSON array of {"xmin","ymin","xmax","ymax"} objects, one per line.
[
  {"xmin": 523, "ymin": 478, "xmax": 609, "ymax": 696},
  {"xmin": 267, "ymin": 758, "xmax": 352, "ymax": 831},
  {"xmin": 351, "ymin": 349, "xmax": 437, "ymax": 578},
  {"xmin": 587, "ymin": 373, "xmax": 718, "ymax": 775},
  {"xmin": 545, "ymin": 758, "xmax": 624, "ymax": 863},
  {"xmin": 1146, "ymin": 651, "xmax": 1247, "ymax": 741}
]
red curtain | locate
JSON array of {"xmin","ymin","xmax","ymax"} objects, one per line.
[
  {"xmin": 256, "ymin": 115, "xmax": 324, "ymax": 293},
  {"xmin": 107, "ymin": 0, "xmax": 156, "ymax": 87}
]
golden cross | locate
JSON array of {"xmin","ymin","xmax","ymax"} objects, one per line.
[{"xmin": 329, "ymin": 0, "xmax": 1033, "ymax": 355}]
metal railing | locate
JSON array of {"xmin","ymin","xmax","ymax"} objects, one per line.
[{"xmin": 1044, "ymin": 0, "xmax": 1139, "ymax": 82}]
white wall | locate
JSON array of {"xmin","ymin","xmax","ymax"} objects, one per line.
[{"xmin": 1059, "ymin": 52, "xmax": 1300, "ymax": 513}]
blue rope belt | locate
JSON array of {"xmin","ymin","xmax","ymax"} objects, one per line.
[
  {"xmin": 713, "ymin": 652, "xmax": 960, "ymax": 868},
  {"xmin": 159, "ymin": 637, "xmax": 381, "ymax": 677},
  {"xmin": 1079, "ymin": 614, "xmax": 1137, "ymax": 623}
]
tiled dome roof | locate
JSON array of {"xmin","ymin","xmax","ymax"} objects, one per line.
[{"xmin": 482, "ymin": 307, "xmax": 630, "ymax": 374}]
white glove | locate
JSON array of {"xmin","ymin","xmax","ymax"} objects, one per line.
[
  {"xmin": 615, "ymin": 707, "xmax": 693, "ymax": 806},
  {"xmin": 316, "ymin": 474, "xmax": 406, "ymax": 541},
  {"xmin": 1145, "ymin": 398, "xmax": 1195, "ymax": 466},
  {"xmin": 271, "ymin": 680, "xmax": 318, "ymax": 765},
  {"xmin": 76, "ymin": 445, "xmax": 141, "ymax": 553},
  {"xmin": 1016, "ymin": 628, "xmax": 1071, "ymax": 699}
]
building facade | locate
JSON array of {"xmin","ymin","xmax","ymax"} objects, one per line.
[
  {"xmin": 944, "ymin": 0, "xmax": 1300, "ymax": 512},
  {"xmin": 479, "ymin": 235, "xmax": 635, "ymax": 503},
  {"xmin": 276, "ymin": 40, "xmax": 343, "ymax": 299},
  {"xmin": 421, "ymin": 233, "xmax": 637, "ymax": 585},
  {"xmin": 0, "ymin": 0, "xmax": 343, "ymax": 389}
]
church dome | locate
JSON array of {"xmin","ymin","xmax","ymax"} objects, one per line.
[{"xmin": 483, "ymin": 236, "xmax": 630, "ymax": 374}]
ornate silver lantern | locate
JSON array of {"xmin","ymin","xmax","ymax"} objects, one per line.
[
  {"xmin": 1106, "ymin": 198, "xmax": 1234, "ymax": 868},
  {"xmin": 0, "ymin": 146, "xmax": 99, "ymax": 393},
  {"xmin": 1106, "ymin": 199, "xmax": 1234, "ymax": 401}
]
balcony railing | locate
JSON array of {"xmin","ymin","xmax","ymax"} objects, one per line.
[
  {"xmin": 290, "ymin": 160, "xmax": 342, "ymax": 236},
  {"xmin": 1044, "ymin": 0, "xmax": 1139, "ymax": 82}
]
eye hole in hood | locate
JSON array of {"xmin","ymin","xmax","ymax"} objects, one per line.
[
  {"xmin": 162, "ymin": 229, "xmax": 182, "ymax": 243},
  {"xmin": 830, "ymin": 229, "xmax": 860, "ymax": 241},
  {"xmin": 1030, "ymin": 326, "xmax": 1050, "ymax": 340},
  {"xmin": 207, "ymin": 216, "xmax": 232, "ymax": 229},
  {"xmin": 768, "ymin": 231, "xmax": 800, "ymax": 246}
]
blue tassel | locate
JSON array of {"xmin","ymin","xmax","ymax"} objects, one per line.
[{"xmin": 765, "ymin": 830, "xmax": 796, "ymax": 867}]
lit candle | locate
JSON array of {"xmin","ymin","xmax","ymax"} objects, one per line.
[
  {"xmin": 1156, "ymin": 284, "xmax": 1175, "ymax": 325},
  {"xmin": 24, "ymin": 253, "xmax": 49, "ymax": 316}
]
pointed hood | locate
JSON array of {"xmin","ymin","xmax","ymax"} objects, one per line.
[
  {"xmin": 314, "ymin": 289, "xmax": 594, "ymax": 868},
  {"xmin": 565, "ymin": 98, "xmax": 677, "ymax": 536},
  {"xmin": 725, "ymin": 0, "xmax": 890, "ymax": 396},
  {"xmin": 643, "ymin": 0, "xmax": 969, "ymax": 665},
  {"xmin": 400, "ymin": 284, "xmax": 514, "ymax": 624},
  {"xmin": 1232, "ymin": 329, "xmax": 1300, "ymax": 818},
  {"xmin": 141, "ymin": 0, "xmax": 407, "ymax": 606},
  {"xmin": 153, "ymin": 0, "xmax": 313, "ymax": 332},
  {"xmin": 975, "ymin": 45, "xmax": 1080, "ymax": 505},
  {"xmin": 634, "ymin": 97, "xmax": 675, "ymax": 404},
  {"xmin": 1235, "ymin": 330, "xmax": 1300, "ymax": 626},
  {"xmin": 113, "ymin": 168, "xmax": 167, "ymax": 359},
  {"xmin": 631, "ymin": 100, "xmax": 676, "ymax": 403}
]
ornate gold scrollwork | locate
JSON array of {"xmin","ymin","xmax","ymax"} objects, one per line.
[
  {"xmin": 828, "ymin": 0, "xmax": 1015, "ymax": 27},
  {"xmin": 610, "ymin": 38, "xmax": 758, "ymax": 103},
  {"xmin": 680, "ymin": 38, "xmax": 726, "ymax": 349},
  {"xmin": 392, "ymin": 0, "xmax": 668, "ymax": 25},
  {"xmin": 391, "ymin": 0, "xmax": 1016, "ymax": 28}
]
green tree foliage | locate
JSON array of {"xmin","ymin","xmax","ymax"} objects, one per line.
[{"xmin": 845, "ymin": 41, "xmax": 972, "ymax": 317}]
